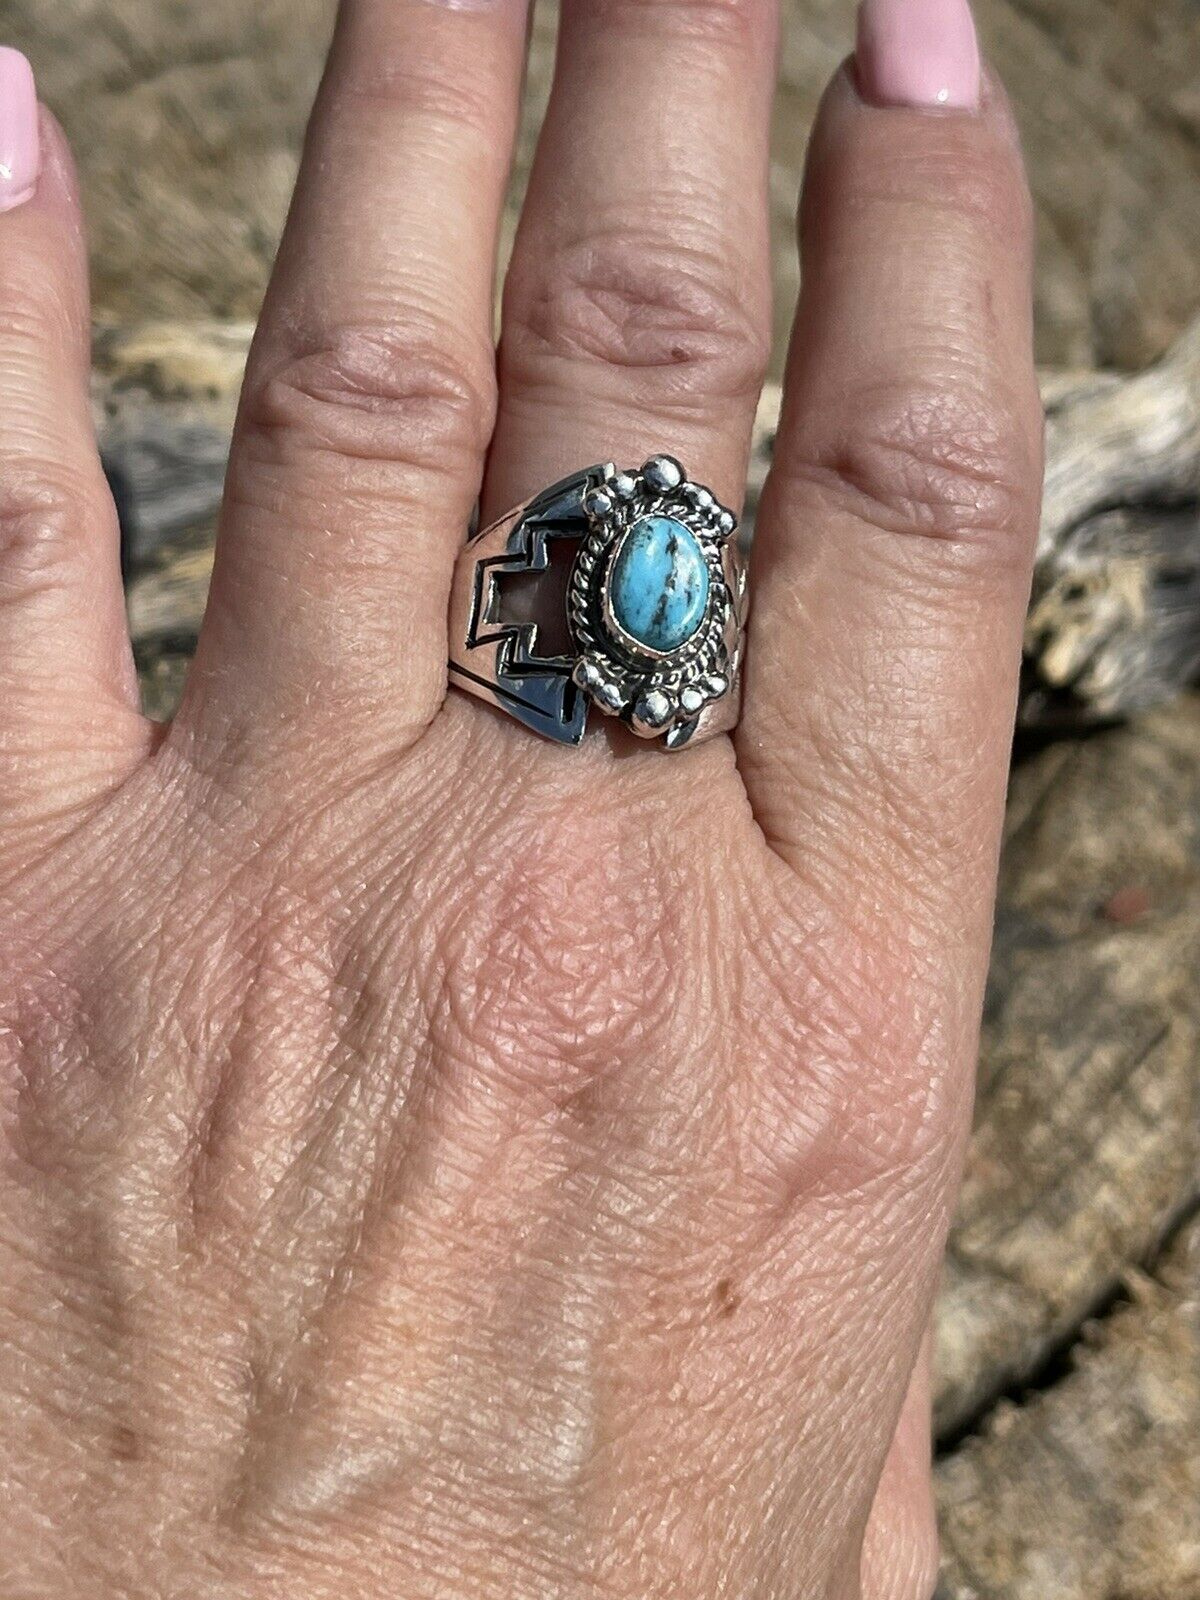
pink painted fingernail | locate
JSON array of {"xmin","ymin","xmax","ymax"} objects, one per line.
[
  {"xmin": 855, "ymin": 0, "xmax": 981, "ymax": 111},
  {"xmin": 0, "ymin": 48, "xmax": 40, "ymax": 212}
]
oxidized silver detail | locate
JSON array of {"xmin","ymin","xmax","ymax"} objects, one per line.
[
  {"xmin": 567, "ymin": 456, "xmax": 742, "ymax": 747},
  {"xmin": 446, "ymin": 457, "xmax": 746, "ymax": 751}
]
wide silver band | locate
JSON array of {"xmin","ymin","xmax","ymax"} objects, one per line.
[{"xmin": 447, "ymin": 457, "xmax": 746, "ymax": 750}]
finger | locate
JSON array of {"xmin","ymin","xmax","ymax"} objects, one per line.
[
  {"xmin": 482, "ymin": 0, "xmax": 777, "ymax": 537},
  {"xmin": 185, "ymin": 0, "xmax": 530, "ymax": 755},
  {"xmin": 741, "ymin": 10, "xmax": 1041, "ymax": 957},
  {"xmin": 861, "ymin": 1329, "xmax": 938, "ymax": 1600},
  {"xmin": 0, "ymin": 60, "xmax": 143, "ymax": 822}
]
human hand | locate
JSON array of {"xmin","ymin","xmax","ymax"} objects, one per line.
[{"xmin": 0, "ymin": 0, "xmax": 1039, "ymax": 1594}]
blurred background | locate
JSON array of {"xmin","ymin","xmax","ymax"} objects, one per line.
[
  {"xmin": 6, "ymin": 1, "xmax": 1199, "ymax": 1595},
  {"xmin": 12, "ymin": 0, "xmax": 1200, "ymax": 365}
]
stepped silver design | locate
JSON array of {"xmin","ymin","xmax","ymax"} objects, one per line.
[{"xmin": 447, "ymin": 456, "xmax": 746, "ymax": 750}]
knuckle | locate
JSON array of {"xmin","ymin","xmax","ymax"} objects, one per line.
[
  {"xmin": 587, "ymin": 0, "xmax": 764, "ymax": 47},
  {"xmin": 0, "ymin": 260, "xmax": 80, "ymax": 359},
  {"xmin": 428, "ymin": 790, "xmax": 680, "ymax": 1106},
  {"xmin": 334, "ymin": 57, "xmax": 501, "ymax": 144},
  {"xmin": 846, "ymin": 122, "xmax": 1033, "ymax": 250},
  {"xmin": 741, "ymin": 880, "xmax": 970, "ymax": 1202},
  {"xmin": 0, "ymin": 933, "xmax": 96, "ymax": 1169},
  {"xmin": 0, "ymin": 465, "xmax": 104, "ymax": 601},
  {"xmin": 946, "ymin": 147, "xmax": 1032, "ymax": 249},
  {"xmin": 238, "ymin": 323, "xmax": 496, "ymax": 484},
  {"xmin": 779, "ymin": 377, "xmax": 1040, "ymax": 577},
  {"xmin": 502, "ymin": 226, "xmax": 769, "ymax": 408}
]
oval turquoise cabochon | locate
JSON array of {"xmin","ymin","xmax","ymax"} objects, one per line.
[{"xmin": 609, "ymin": 516, "xmax": 709, "ymax": 654}]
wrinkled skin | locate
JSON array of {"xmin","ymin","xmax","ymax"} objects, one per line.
[{"xmin": 0, "ymin": 2, "xmax": 1041, "ymax": 1597}]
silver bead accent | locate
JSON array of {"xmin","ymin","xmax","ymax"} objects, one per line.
[
  {"xmin": 449, "ymin": 458, "xmax": 744, "ymax": 751},
  {"xmin": 642, "ymin": 454, "xmax": 685, "ymax": 494},
  {"xmin": 633, "ymin": 689, "xmax": 674, "ymax": 732}
]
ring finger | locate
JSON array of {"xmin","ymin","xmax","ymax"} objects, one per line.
[{"xmin": 482, "ymin": 0, "xmax": 778, "ymax": 567}]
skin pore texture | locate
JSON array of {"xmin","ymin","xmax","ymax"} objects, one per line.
[{"xmin": 0, "ymin": 0, "xmax": 1040, "ymax": 1596}]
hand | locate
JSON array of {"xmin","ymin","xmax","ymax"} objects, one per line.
[{"xmin": 0, "ymin": 2, "xmax": 1039, "ymax": 1595}]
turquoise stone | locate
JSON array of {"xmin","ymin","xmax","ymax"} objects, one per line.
[{"xmin": 609, "ymin": 516, "xmax": 709, "ymax": 653}]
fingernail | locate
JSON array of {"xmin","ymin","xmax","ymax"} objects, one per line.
[
  {"xmin": 855, "ymin": 0, "xmax": 981, "ymax": 111},
  {"xmin": 0, "ymin": 48, "xmax": 40, "ymax": 212}
]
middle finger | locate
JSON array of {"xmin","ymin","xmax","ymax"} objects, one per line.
[{"xmin": 482, "ymin": 0, "xmax": 778, "ymax": 530}]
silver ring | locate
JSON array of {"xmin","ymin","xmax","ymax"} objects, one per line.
[{"xmin": 448, "ymin": 456, "xmax": 746, "ymax": 750}]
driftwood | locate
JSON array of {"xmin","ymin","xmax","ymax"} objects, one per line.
[
  {"xmin": 931, "ymin": 697, "xmax": 1200, "ymax": 1598},
  {"xmin": 94, "ymin": 320, "xmax": 245, "ymax": 719},
  {"xmin": 937, "ymin": 698, "xmax": 1200, "ymax": 1431},
  {"xmin": 97, "ymin": 315, "xmax": 1200, "ymax": 728},
  {"xmin": 937, "ymin": 1214, "xmax": 1200, "ymax": 1600},
  {"xmin": 1023, "ymin": 322, "xmax": 1200, "ymax": 728}
]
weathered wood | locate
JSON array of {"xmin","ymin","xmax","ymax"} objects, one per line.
[
  {"xmin": 937, "ymin": 1212, "xmax": 1200, "ymax": 1600},
  {"xmin": 931, "ymin": 698, "xmax": 1200, "ymax": 1593},
  {"xmin": 10, "ymin": 0, "xmax": 1200, "ymax": 369},
  {"xmin": 1023, "ymin": 321, "xmax": 1200, "ymax": 726},
  {"xmin": 93, "ymin": 320, "xmax": 242, "ymax": 719},
  {"xmin": 98, "ymin": 317, "xmax": 1200, "ymax": 728},
  {"xmin": 936, "ymin": 698, "xmax": 1200, "ymax": 1437}
]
